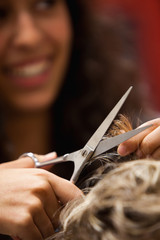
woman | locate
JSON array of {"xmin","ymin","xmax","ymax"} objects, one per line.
[
  {"xmin": 0, "ymin": 0, "xmax": 157, "ymax": 165},
  {"xmin": 0, "ymin": 0, "xmax": 160, "ymax": 239}
]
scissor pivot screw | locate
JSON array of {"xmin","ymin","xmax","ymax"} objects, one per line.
[{"xmin": 81, "ymin": 150, "xmax": 88, "ymax": 157}]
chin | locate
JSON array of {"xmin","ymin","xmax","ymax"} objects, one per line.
[
  {"xmin": 17, "ymin": 102, "xmax": 51, "ymax": 112},
  {"xmin": 9, "ymin": 93, "xmax": 56, "ymax": 113}
]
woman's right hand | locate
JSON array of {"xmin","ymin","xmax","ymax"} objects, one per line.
[
  {"xmin": 0, "ymin": 152, "xmax": 57, "ymax": 170},
  {"xmin": 0, "ymin": 168, "xmax": 82, "ymax": 240}
]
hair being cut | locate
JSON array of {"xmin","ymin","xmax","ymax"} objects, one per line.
[
  {"xmin": 51, "ymin": 159, "xmax": 160, "ymax": 240},
  {"xmin": 48, "ymin": 115, "xmax": 160, "ymax": 240}
]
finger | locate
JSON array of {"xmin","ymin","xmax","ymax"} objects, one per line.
[
  {"xmin": 19, "ymin": 227, "xmax": 43, "ymax": 240},
  {"xmin": 19, "ymin": 196, "xmax": 54, "ymax": 239},
  {"xmin": 3, "ymin": 208, "xmax": 43, "ymax": 240},
  {"xmin": 137, "ymin": 126, "xmax": 160, "ymax": 157},
  {"xmin": 30, "ymin": 172, "xmax": 61, "ymax": 229},
  {"xmin": 151, "ymin": 147, "xmax": 160, "ymax": 160},
  {"xmin": 12, "ymin": 152, "xmax": 57, "ymax": 169},
  {"xmin": 34, "ymin": 207, "xmax": 54, "ymax": 239},
  {"xmin": 118, "ymin": 123, "xmax": 157, "ymax": 156},
  {"xmin": 37, "ymin": 180, "xmax": 61, "ymax": 228},
  {"xmin": 47, "ymin": 172, "xmax": 83, "ymax": 204},
  {"xmin": 37, "ymin": 152, "xmax": 57, "ymax": 162},
  {"xmin": 16, "ymin": 219, "xmax": 43, "ymax": 240},
  {"xmin": 43, "ymin": 187, "xmax": 61, "ymax": 224}
]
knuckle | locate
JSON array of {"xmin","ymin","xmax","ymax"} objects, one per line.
[
  {"xmin": 32, "ymin": 168, "xmax": 48, "ymax": 181},
  {"xmin": 15, "ymin": 212, "xmax": 32, "ymax": 229},
  {"xmin": 31, "ymin": 175, "xmax": 50, "ymax": 195},
  {"xmin": 141, "ymin": 138, "xmax": 152, "ymax": 155},
  {"xmin": 33, "ymin": 197, "xmax": 42, "ymax": 207},
  {"xmin": 151, "ymin": 118, "xmax": 160, "ymax": 128},
  {"xmin": 28, "ymin": 198, "xmax": 43, "ymax": 214},
  {"xmin": 35, "ymin": 180, "xmax": 50, "ymax": 194}
]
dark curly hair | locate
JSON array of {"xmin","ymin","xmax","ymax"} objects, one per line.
[{"xmin": 53, "ymin": 1, "xmax": 152, "ymax": 159}]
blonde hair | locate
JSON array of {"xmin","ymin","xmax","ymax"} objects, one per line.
[
  {"xmin": 48, "ymin": 115, "xmax": 160, "ymax": 240},
  {"xmin": 51, "ymin": 160, "xmax": 160, "ymax": 240}
]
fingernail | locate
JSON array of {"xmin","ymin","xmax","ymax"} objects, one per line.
[
  {"xmin": 44, "ymin": 152, "xmax": 57, "ymax": 160},
  {"xmin": 118, "ymin": 145, "xmax": 128, "ymax": 156}
]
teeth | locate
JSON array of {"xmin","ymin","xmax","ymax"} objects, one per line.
[{"xmin": 11, "ymin": 61, "xmax": 50, "ymax": 78}]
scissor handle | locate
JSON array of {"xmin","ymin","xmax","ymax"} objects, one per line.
[{"xmin": 36, "ymin": 154, "xmax": 69, "ymax": 168}]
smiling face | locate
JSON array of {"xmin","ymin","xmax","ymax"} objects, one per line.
[{"xmin": 0, "ymin": 0, "xmax": 73, "ymax": 111}]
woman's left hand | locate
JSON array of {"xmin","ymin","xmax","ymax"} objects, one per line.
[{"xmin": 118, "ymin": 118, "xmax": 160, "ymax": 159}]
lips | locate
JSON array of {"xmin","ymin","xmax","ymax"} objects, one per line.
[
  {"xmin": 11, "ymin": 60, "xmax": 51, "ymax": 78},
  {"xmin": 4, "ymin": 58, "xmax": 53, "ymax": 89}
]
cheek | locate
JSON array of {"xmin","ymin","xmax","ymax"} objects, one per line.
[
  {"xmin": 49, "ymin": 21, "xmax": 72, "ymax": 45},
  {"xmin": 40, "ymin": 9, "xmax": 73, "ymax": 52},
  {"xmin": 0, "ymin": 84, "xmax": 59, "ymax": 111},
  {"xmin": 43, "ymin": 17, "xmax": 73, "ymax": 85}
]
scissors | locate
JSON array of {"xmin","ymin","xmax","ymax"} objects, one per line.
[{"xmin": 37, "ymin": 86, "xmax": 151, "ymax": 183}]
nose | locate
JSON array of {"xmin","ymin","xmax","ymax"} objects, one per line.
[{"xmin": 12, "ymin": 12, "xmax": 42, "ymax": 49}]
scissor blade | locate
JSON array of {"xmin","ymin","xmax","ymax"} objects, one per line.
[
  {"xmin": 92, "ymin": 124, "xmax": 152, "ymax": 157},
  {"xmin": 86, "ymin": 86, "xmax": 132, "ymax": 151}
]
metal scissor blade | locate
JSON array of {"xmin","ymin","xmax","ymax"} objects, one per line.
[
  {"xmin": 37, "ymin": 87, "xmax": 133, "ymax": 182},
  {"xmin": 92, "ymin": 124, "xmax": 152, "ymax": 157},
  {"xmin": 86, "ymin": 86, "xmax": 132, "ymax": 151}
]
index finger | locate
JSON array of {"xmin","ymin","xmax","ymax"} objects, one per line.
[
  {"xmin": 118, "ymin": 120, "xmax": 158, "ymax": 156},
  {"xmin": 46, "ymin": 171, "xmax": 83, "ymax": 204}
]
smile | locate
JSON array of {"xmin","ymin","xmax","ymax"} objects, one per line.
[
  {"xmin": 8, "ymin": 60, "xmax": 51, "ymax": 78},
  {"xmin": 4, "ymin": 58, "xmax": 53, "ymax": 89}
]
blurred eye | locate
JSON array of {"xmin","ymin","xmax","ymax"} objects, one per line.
[{"xmin": 36, "ymin": 0, "xmax": 58, "ymax": 10}]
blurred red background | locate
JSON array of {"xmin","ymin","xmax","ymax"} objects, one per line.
[{"xmin": 90, "ymin": 0, "xmax": 160, "ymax": 112}]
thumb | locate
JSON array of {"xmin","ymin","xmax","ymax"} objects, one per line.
[{"xmin": 47, "ymin": 172, "xmax": 83, "ymax": 204}]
